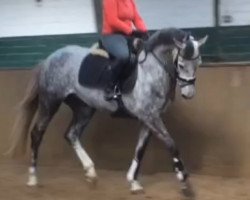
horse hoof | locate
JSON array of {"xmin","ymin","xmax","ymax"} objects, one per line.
[
  {"xmin": 86, "ymin": 175, "xmax": 98, "ymax": 184},
  {"xmin": 130, "ymin": 181, "xmax": 144, "ymax": 195},
  {"xmin": 85, "ymin": 166, "xmax": 97, "ymax": 184},
  {"xmin": 131, "ymin": 188, "xmax": 144, "ymax": 195},
  {"xmin": 85, "ymin": 172, "xmax": 98, "ymax": 187},
  {"xmin": 27, "ymin": 178, "xmax": 38, "ymax": 187},
  {"xmin": 181, "ymin": 181, "xmax": 195, "ymax": 199}
]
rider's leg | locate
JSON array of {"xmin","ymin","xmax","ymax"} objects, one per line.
[{"xmin": 101, "ymin": 34, "xmax": 129, "ymax": 100}]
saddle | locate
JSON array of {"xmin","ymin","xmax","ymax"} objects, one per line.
[{"xmin": 78, "ymin": 37, "xmax": 144, "ymax": 94}]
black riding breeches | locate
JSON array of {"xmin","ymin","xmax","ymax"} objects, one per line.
[{"xmin": 101, "ymin": 34, "xmax": 130, "ymax": 81}]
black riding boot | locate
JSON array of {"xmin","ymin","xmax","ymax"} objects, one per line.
[{"xmin": 104, "ymin": 62, "xmax": 123, "ymax": 101}]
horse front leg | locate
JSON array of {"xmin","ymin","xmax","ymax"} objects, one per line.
[
  {"xmin": 144, "ymin": 117, "xmax": 194, "ymax": 197},
  {"xmin": 127, "ymin": 125, "xmax": 151, "ymax": 194}
]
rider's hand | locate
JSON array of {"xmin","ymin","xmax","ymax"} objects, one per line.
[{"xmin": 131, "ymin": 30, "xmax": 149, "ymax": 40}]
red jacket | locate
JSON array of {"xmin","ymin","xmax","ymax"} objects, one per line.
[{"xmin": 102, "ymin": 0, "xmax": 147, "ymax": 35}]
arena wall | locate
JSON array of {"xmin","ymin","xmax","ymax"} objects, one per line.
[{"xmin": 1, "ymin": 0, "xmax": 250, "ymax": 179}]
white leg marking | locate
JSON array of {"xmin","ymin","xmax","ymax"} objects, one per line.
[
  {"xmin": 127, "ymin": 127, "xmax": 149, "ymax": 193},
  {"xmin": 73, "ymin": 139, "xmax": 97, "ymax": 180},
  {"xmin": 27, "ymin": 167, "xmax": 38, "ymax": 186},
  {"xmin": 173, "ymin": 157, "xmax": 185, "ymax": 181},
  {"xmin": 127, "ymin": 159, "xmax": 138, "ymax": 182},
  {"xmin": 177, "ymin": 171, "xmax": 184, "ymax": 181},
  {"xmin": 73, "ymin": 139, "xmax": 94, "ymax": 170},
  {"xmin": 85, "ymin": 166, "xmax": 97, "ymax": 182},
  {"xmin": 127, "ymin": 129, "xmax": 149, "ymax": 182}
]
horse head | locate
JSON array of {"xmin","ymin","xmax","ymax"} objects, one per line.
[
  {"xmin": 174, "ymin": 34, "xmax": 208, "ymax": 99},
  {"xmin": 146, "ymin": 28, "xmax": 208, "ymax": 100}
]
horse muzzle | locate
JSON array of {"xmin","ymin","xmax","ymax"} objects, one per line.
[
  {"xmin": 177, "ymin": 76, "xmax": 196, "ymax": 99},
  {"xmin": 181, "ymin": 85, "xmax": 196, "ymax": 99}
]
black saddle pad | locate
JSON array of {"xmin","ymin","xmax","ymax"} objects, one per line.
[
  {"xmin": 78, "ymin": 52, "xmax": 138, "ymax": 93},
  {"xmin": 78, "ymin": 53, "xmax": 112, "ymax": 89}
]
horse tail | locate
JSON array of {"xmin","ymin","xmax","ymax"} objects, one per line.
[{"xmin": 5, "ymin": 63, "xmax": 42, "ymax": 157}]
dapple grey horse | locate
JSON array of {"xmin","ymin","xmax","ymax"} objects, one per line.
[{"xmin": 8, "ymin": 28, "xmax": 207, "ymax": 196}]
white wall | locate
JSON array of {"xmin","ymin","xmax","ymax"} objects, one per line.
[
  {"xmin": 0, "ymin": 0, "xmax": 96, "ymax": 37},
  {"xmin": 220, "ymin": 0, "xmax": 250, "ymax": 26},
  {"xmin": 0, "ymin": 0, "xmax": 214, "ymax": 38},
  {"xmin": 2, "ymin": 0, "xmax": 249, "ymax": 38},
  {"xmin": 136, "ymin": 0, "xmax": 214, "ymax": 29}
]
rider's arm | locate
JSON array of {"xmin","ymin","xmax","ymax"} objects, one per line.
[{"xmin": 131, "ymin": 0, "xmax": 147, "ymax": 32}]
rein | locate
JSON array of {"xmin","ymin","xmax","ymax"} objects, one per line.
[
  {"xmin": 137, "ymin": 41, "xmax": 176, "ymax": 80},
  {"xmin": 151, "ymin": 50, "xmax": 197, "ymax": 87},
  {"xmin": 151, "ymin": 50, "xmax": 176, "ymax": 80}
]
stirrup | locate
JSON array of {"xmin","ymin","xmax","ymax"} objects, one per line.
[
  {"xmin": 104, "ymin": 85, "xmax": 121, "ymax": 101},
  {"xmin": 113, "ymin": 85, "xmax": 121, "ymax": 100}
]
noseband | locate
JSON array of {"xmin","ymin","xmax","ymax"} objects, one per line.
[{"xmin": 177, "ymin": 76, "xmax": 196, "ymax": 88}]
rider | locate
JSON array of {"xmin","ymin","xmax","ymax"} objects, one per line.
[{"xmin": 102, "ymin": 0, "xmax": 148, "ymax": 100}]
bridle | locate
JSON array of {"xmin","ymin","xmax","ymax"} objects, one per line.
[
  {"xmin": 138, "ymin": 35, "xmax": 200, "ymax": 88},
  {"xmin": 176, "ymin": 53, "xmax": 199, "ymax": 87},
  {"xmin": 151, "ymin": 50, "xmax": 199, "ymax": 88}
]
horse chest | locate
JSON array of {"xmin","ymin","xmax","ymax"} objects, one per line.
[{"xmin": 132, "ymin": 82, "xmax": 168, "ymax": 115}]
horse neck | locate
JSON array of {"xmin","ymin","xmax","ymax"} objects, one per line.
[
  {"xmin": 134, "ymin": 46, "xmax": 174, "ymax": 94},
  {"xmin": 122, "ymin": 45, "xmax": 176, "ymax": 114},
  {"xmin": 152, "ymin": 45, "xmax": 177, "ymax": 65}
]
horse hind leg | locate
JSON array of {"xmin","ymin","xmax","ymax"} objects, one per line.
[
  {"xmin": 27, "ymin": 97, "xmax": 61, "ymax": 186},
  {"xmin": 64, "ymin": 94, "xmax": 97, "ymax": 184}
]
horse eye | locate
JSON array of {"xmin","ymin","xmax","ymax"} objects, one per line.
[{"xmin": 179, "ymin": 64, "xmax": 184, "ymax": 69}]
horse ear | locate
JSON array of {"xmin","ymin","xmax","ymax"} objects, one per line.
[
  {"xmin": 173, "ymin": 38, "xmax": 185, "ymax": 49},
  {"xmin": 198, "ymin": 35, "xmax": 208, "ymax": 47}
]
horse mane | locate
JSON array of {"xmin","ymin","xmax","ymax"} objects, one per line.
[{"xmin": 146, "ymin": 28, "xmax": 187, "ymax": 51}]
